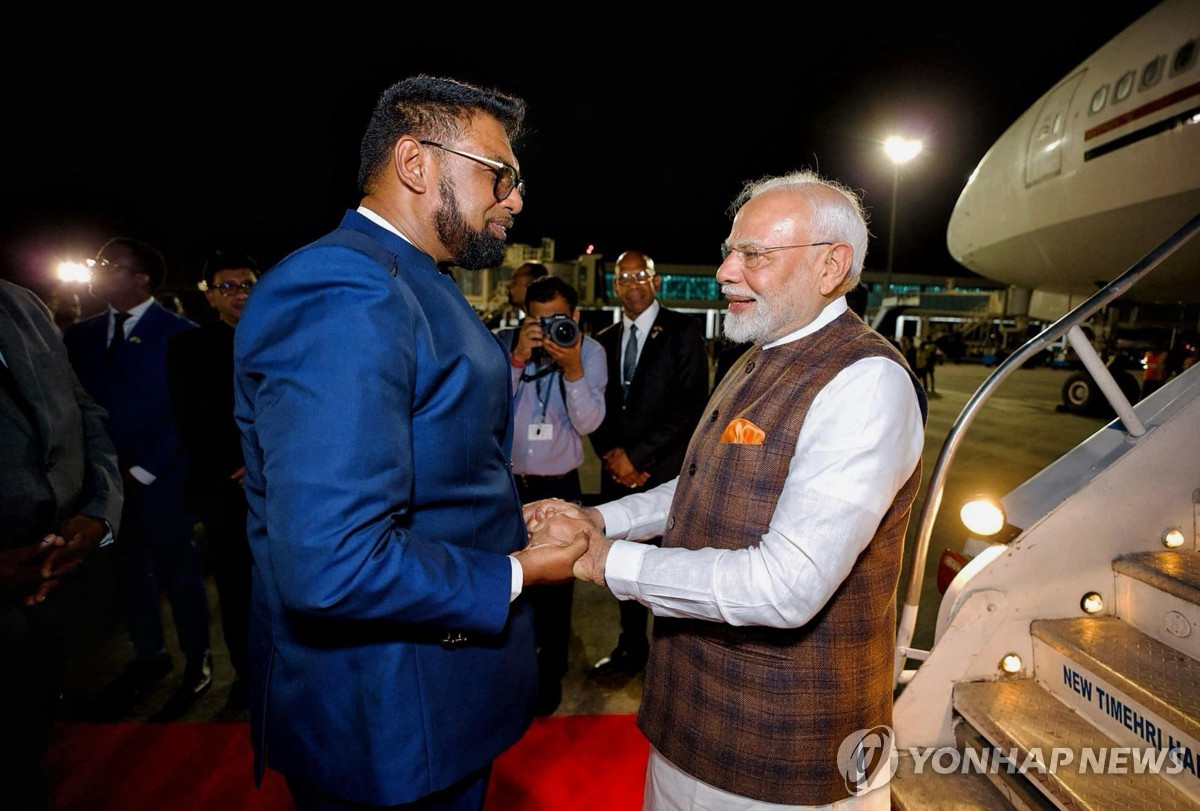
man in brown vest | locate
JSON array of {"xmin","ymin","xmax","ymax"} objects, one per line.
[{"xmin": 529, "ymin": 170, "xmax": 927, "ymax": 809}]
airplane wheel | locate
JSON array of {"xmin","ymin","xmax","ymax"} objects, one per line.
[
  {"xmin": 1061, "ymin": 372, "xmax": 1098, "ymax": 413},
  {"xmin": 1061, "ymin": 369, "xmax": 1142, "ymax": 415}
]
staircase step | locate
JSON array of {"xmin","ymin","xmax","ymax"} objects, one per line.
[
  {"xmin": 1114, "ymin": 551, "xmax": 1200, "ymax": 661},
  {"xmin": 1032, "ymin": 617, "xmax": 1200, "ymax": 746},
  {"xmin": 955, "ymin": 679, "xmax": 1197, "ymax": 809},
  {"xmin": 954, "ymin": 722, "xmax": 1057, "ymax": 810},
  {"xmin": 1113, "ymin": 551, "xmax": 1200, "ymax": 606},
  {"xmin": 891, "ymin": 738, "xmax": 1013, "ymax": 810}
]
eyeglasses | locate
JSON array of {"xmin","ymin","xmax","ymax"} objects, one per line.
[
  {"xmin": 207, "ymin": 280, "xmax": 256, "ymax": 296},
  {"xmin": 86, "ymin": 257, "xmax": 143, "ymax": 275},
  {"xmin": 719, "ymin": 242, "xmax": 834, "ymax": 269},
  {"xmin": 614, "ymin": 269, "xmax": 656, "ymax": 286},
  {"xmin": 419, "ymin": 140, "xmax": 525, "ymax": 201}
]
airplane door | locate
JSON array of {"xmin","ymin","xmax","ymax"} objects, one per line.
[{"xmin": 1025, "ymin": 70, "xmax": 1085, "ymax": 186}]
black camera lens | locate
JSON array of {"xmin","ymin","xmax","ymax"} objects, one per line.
[{"xmin": 540, "ymin": 315, "xmax": 580, "ymax": 347}]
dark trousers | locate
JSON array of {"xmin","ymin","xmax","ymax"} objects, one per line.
[
  {"xmin": 0, "ymin": 602, "xmax": 63, "ymax": 811},
  {"xmin": 115, "ymin": 483, "xmax": 210, "ymax": 664},
  {"xmin": 514, "ymin": 470, "xmax": 580, "ymax": 684},
  {"xmin": 287, "ymin": 765, "xmax": 491, "ymax": 811},
  {"xmin": 199, "ymin": 481, "xmax": 252, "ymax": 678},
  {"xmin": 598, "ymin": 477, "xmax": 660, "ymax": 658}
]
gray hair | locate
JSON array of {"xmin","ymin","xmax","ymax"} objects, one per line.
[{"xmin": 729, "ymin": 170, "xmax": 871, "ymax": 289}]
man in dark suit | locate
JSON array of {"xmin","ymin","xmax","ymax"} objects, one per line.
[
  {"xmin": 166, "ymin": 249, "xmax": 259, "ymax": 712},
  {"xmin": 64, "ymin": 237, "xmax": 213, "ymax": 712},
  {"xmin": 234, "ymin": 75, "xmax": 587, "ymax": 810},
  {"xmin": 0, "ymin": 279, "xmax": 123, "ymax": 810},
  {"xmin": 587, "ymin": 250, "xmax": 709, "ymax": 678}
]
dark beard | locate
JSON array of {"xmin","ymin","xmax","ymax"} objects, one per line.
[{"xmin": 434, "ymin": 176, "xmax": 507, "ymax": 270}]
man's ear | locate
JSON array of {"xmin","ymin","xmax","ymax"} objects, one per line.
[
  {"xmin": 817, "ymin": 244, "xmax": 853, "ymax": 296},
  {"xmin": 395, "ymin": 137, "xmax": 430, "ymax": 193}
]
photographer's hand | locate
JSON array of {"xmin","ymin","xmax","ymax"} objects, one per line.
[
  {"xmin": 542, "ymin": 334, "xmax": 584, "ymax": 381},
  {"xmin": 512, "ymin": 316, "xmax": 541, "ymax": 365}
]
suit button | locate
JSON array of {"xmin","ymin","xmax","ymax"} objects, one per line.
[
  {"xmin": 667, "ymin": 516, "xmax": 675, "ymax": 530},
  {"xmin": 441, "ymin": 631, "xmax": 470, "ymax": 649},
  {"xmin": 745, "ymin": 361, "xmax": 755, "ymax": 373},
  {"xmin": 709, "ymin": 409, "xmax": 719, "ymax": 423},
  {"xmin": 687, "ymin": 463, "xmax": 696, "ymax": 476}
]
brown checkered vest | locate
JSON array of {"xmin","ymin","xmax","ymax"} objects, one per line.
[{"xmin": 637, "ymin": 310, "xmax": 926, "ymax": 805}]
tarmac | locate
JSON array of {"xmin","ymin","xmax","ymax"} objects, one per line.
[{"xmin": 54, "ymin": 361, "xmax": 1111, "ymax": 723}]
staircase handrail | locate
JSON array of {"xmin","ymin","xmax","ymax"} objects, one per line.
[{"xmin": 894, "ymin": 211, "xmax": 1200, "ymax": 688}]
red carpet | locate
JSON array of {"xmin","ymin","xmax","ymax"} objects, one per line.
[{"xmin": 46, "ymin": 714, "xmax": 648, "ymax": 810}]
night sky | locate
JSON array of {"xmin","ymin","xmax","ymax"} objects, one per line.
[{"xmin": 0, "ymin": 6, "xmax": 1163, "ymax": 295}]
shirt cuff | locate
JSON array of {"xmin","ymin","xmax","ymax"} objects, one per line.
[
  {"xmin": 128, "ymin": 466, "xmax": 156, "ymax": 485},
  {"xmin": 596, "ymin": 502, "xmax": 631, "ymax": 539},
  {"xmin": 509, "ymin": 555, "xmax": 523, "ymax": 602},
  {"xmin": 605, "ymin": 540, "xmax": 651, "ymax": 601}
]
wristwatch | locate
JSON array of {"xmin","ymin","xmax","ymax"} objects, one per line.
[{"xmin": 96, "ymin": 518, "xmax": 115, "ymax": 548}]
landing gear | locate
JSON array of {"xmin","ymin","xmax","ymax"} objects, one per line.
[{"xmin": 1059, "ymin": 369, "xmax": 1141, "ymax": 415}]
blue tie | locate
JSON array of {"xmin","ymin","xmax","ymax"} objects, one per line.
[
  {"xmin": 108, "ymin": 311, "xmax": 131, "ymax": 361},
  {"xmin": 622, "ymin": 324, "xmax": 639, "ymax": 398}
]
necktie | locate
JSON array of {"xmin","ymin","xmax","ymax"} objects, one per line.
[
  {"xmin": 108, "ymin": 311, "xmax": 131, "ymax": 360},
  {"xmin": 622, "ymin": 324, "xmax": 639, "ymax": 398}
]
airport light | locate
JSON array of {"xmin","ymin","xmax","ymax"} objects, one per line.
[
  {"xmin": 883, "ymin": 135, "xmax": 923, "ymax": 295},
  {"xmin": 1162, "ymin": 528, "xmax": 1186, "ymax": 549},
  {"xmin": 57, "ymin": 261, "xmax": 91, "ymax": 284},
  {"xmin": 960, "ymin": 496, "xmax": 1005, "ymax": 537}
]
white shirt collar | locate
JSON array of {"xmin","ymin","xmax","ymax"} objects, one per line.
[
  {"xmin": 111, "ymin": 297, "xmax": 155, "ymax": 319},
  {"xmin": 357, "ymin": 205, "xmax": 416, "ymax": 247}
]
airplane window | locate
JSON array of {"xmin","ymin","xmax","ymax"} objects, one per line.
[
  {"xmin": 1172, "ymin": 39, "xmax": 1197, "ymax": 76},
  {"xmin": 1140, "ymin": 55, "xmax": 1165, "ymax": 90},
  {"xmin": 1090, "ymin": 85, "xmax": 1108, "ymax": 114},
  {"xmin": 1114, "ymin": 70, "xmax": 1135, "ymax": 101}
]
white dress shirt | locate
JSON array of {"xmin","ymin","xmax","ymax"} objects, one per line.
[
  {"xmin": 596, "ymin": 296, "xmax": 921, "ymax": 810},
  {"xmin": 111, "ymin": 297, "xmax": 158, "ymax": 485}
]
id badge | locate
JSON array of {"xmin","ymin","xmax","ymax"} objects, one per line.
[{"xmin": 528, "ymin": 423, "xmax": 554, "ymax": 441}]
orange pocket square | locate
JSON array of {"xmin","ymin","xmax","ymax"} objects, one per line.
[{"xmin": 719, "ymin": 418, "xmax": 766, "ymax": 445}]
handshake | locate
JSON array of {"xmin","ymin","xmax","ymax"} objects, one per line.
[{"xmin": 512, "ymin": 499, "xmax": 611, "ymax": 587}]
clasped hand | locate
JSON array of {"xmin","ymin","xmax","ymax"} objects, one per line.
[
  {"xmin": 522, "ymin": 499, "xmax": 611, "ymax": 586},
  {"xmin": 0, "ymin": 515, "xmax": 106, "ymax": 607}
]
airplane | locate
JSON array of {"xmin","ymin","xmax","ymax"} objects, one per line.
[
  {"xmin": 945, "ymin": 0, "xmax": 1200, "ymax": 413},
  {"xmin": 890, "ymin": 1, "xmax": 1200, "ymax": 806}
]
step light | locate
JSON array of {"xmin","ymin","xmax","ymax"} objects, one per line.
[
  {"xmin": 1000, "ymin": 653, "xmax": 1022, "ymax": 674},
  {"xmin": 961, "ymin": 497, "xmax": 1005, "ymax": 536},
  {"xmin": 1162, "ymin": 528, "xmax": 1186, "ymax": 549},
  {"xmin": 1080, "ymin": 592, "xmax": 1104, "ymax": 614}
]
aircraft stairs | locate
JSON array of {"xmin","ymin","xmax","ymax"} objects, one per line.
[
  {"xmin": 888, "ymin": 214, "xmax": 1200, "ymax": 809},
  {"xmin": 891, "ymin": 549, "xmax": 1200, "ymax": 809}
]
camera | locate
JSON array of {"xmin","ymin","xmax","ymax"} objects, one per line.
[{"xmin": 539, "ymin": 314, "xmax": 580, "ymax": 348}]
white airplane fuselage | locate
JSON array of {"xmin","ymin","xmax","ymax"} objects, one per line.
[{"xmin": 947, "ymin": 0, "xmax": 1200, "ymax": 317}]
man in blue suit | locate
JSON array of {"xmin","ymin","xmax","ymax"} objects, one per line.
[
  {"xmin": 233, "ymin": 75, "xmax": 590, "ymax": 810},
  {"xmin": 64, "ymin": 237, "xmax": 213, "ymax": 712}
]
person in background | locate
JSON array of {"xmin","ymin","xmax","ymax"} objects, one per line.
[
  {"xmin": 499, "ymin": 260, "xmax": 548, "ymax": 328},
  {"xmin": 45, "ymin": 284, "xmax": 83, "ymax": 332},
  {"xmin": 233, "ymin": 75, "xmax": 587, "ymax": 810},
  {"xmin": 586, "ymin": 249, "xmax": 709, "ymax": 679},
  {"xmin": 156, "ymin": 292, "xmax": 187, "ymax": 317},
  {"xmin": 166, "ymin": 249, "xmax": 259, "ymax": 712},
  {"xmin": 497, "ymin": 274, "xmax": 606, "ymax": 715},
  {"xmin": 64, "ymin": 237, "xmax": 213, "ymax": 717},
  {"xmin": 1, "ymin": 278, "xmax": 123, "ymax": 810},
  {"xmin": 532, "ymin": 169, "xmax": 926, "ymax": 809}
]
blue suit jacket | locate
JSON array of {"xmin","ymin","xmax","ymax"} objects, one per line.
[
  {"xmin": 64, "ymin": 301, "xmax": 197, "ymax": 525},
  {"xmin": 234, "ymin": 211, "xmax": 535, "ymax": 805}
]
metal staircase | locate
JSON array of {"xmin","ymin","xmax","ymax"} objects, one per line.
[
  {"xmin": 889, "ymin": 214, "xmax": 1200, "ymax": 809},
  {"xmin": 894, "ymin": 551, "xmax": 1200, "ymax": 808}
]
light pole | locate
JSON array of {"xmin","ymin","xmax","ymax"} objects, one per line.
[{"xmin": 883, "ymin": 135, "xmax": 923, "ymax": 296}]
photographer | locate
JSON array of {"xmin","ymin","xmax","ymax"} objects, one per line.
[{"xmin": 496, "ymin": 275, "xmax": 607, "ymax": 715}]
